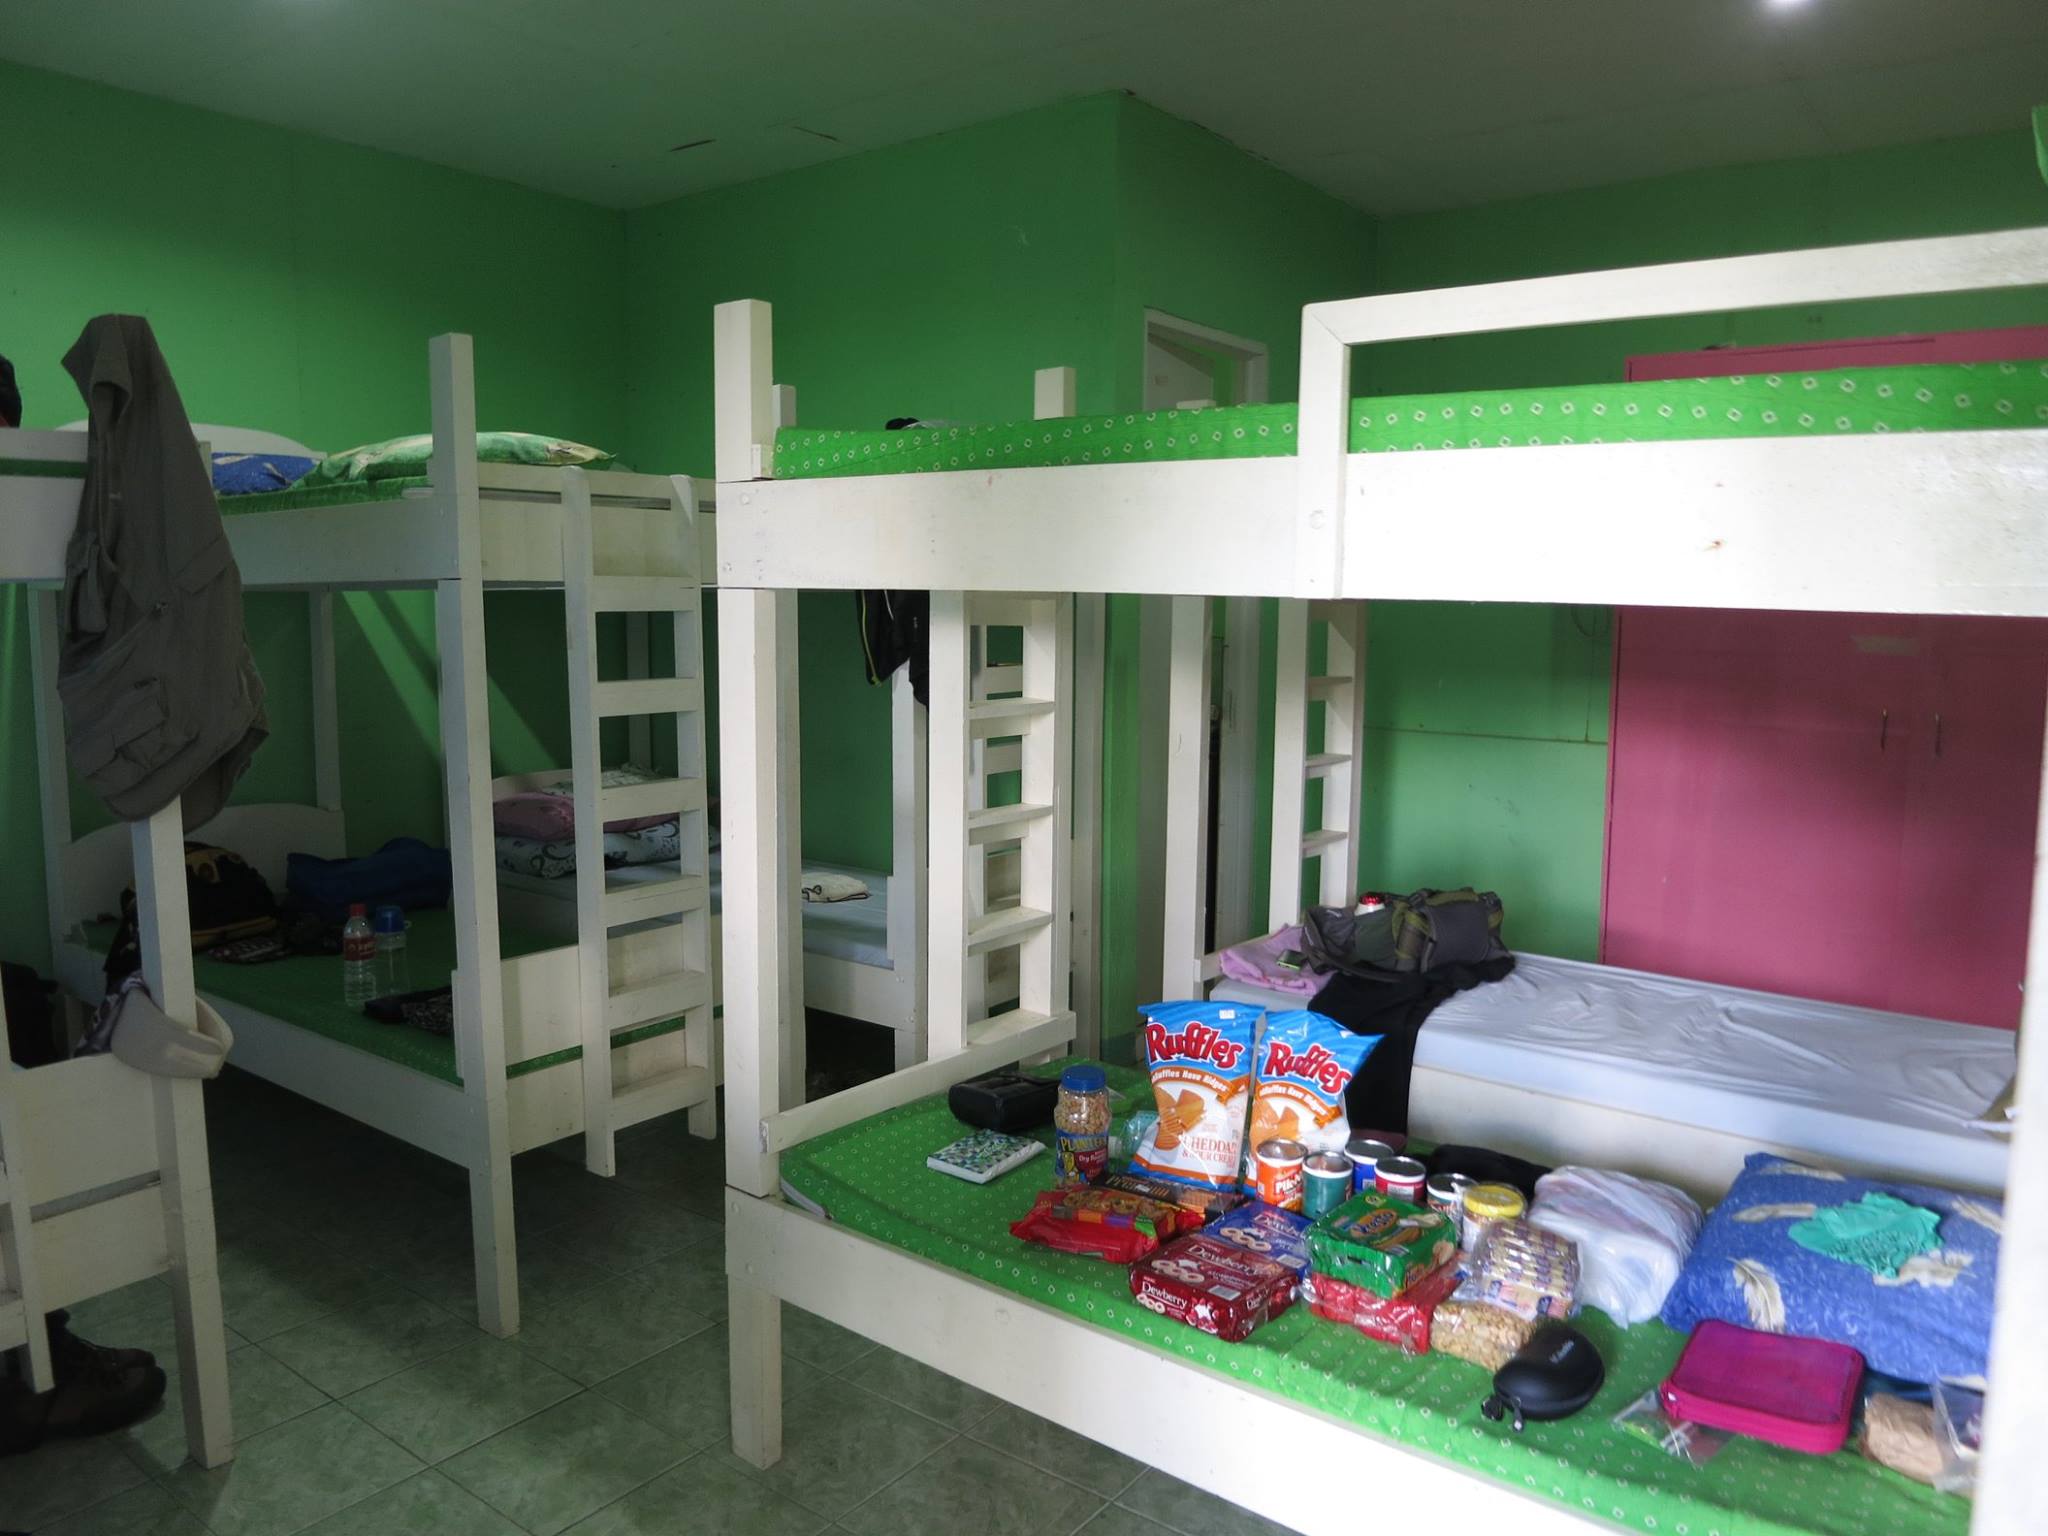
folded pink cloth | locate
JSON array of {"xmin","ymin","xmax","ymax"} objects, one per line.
[
  {"xmin": 494, "ymin": 786, "xmax": 672, "ymax": 840},
  {"xmin": 1217, "ymin": 925, "xmax": 1330, "ymax": 997}
]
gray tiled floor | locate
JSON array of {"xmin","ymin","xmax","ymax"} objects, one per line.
[{"xmin": 4, "ymin": 1069, "xmax": 1296, "ymax": 1536}]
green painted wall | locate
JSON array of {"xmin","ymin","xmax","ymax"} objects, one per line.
[
  {"xmin": 1352, "ymin": 127, "xmax": 2048, "ymax": 965},
  {"xmin": 0, "ymin": 61, "xmax": 629, "ymax": 973},
  {"xmin": 624, "ymin": 96, "xmax": 1127, "ymax": 878}
]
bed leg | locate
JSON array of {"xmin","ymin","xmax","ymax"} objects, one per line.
[
  {"xmin": 157, "ymin": 1077, "xmax": 233, "ymax": 1469},
  {"xmin": 687, "ymin": 1004, "xmax": 719, "ymax": 1140},
  {"xmin": 468, "ymin": 1100, "xmax": 519, "ymax": 1337},
  {"xmin": 727, "ymin": 1274, "xmax": 783, "ymax": 1469}
]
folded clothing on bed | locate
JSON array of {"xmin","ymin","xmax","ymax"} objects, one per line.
[
  {"xmin": 802, "ymin": 870, "xmax": 869, "ymax": 903},
  {"xmin": 494, "ymin": 767, "xmax": 676, "ymax": 840},
  {"xmin": 495, "ymin": 821, "xmax": 680, "ymax": 880},
  {"xmin": 211, "ymin": 452, "xmax": 318, "ymax": 495}
]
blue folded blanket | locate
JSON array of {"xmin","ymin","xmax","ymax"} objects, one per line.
[{"xmin": 287, "ymin": 837, "xmax": 452, "ymax": 923}]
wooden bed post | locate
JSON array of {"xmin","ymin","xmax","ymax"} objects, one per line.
[
  {"xmin": 133, "ymin": 805, "xmax": 234, "ymax": 1468},
  {"xmin": 28, "ymin": 592, "xmax": 72, "ymax": 983},
  {"xmin": 1975, "ymin": 677, "xmax": 2048, "ymax": 1534},
  {"xmin": 429, "ymin": 333, "xmax": 519, "ymax": 1338},
  {"xmin": 1268, "ymin": 599, "xmax": 1310, "ymax": 931},
  {"xmin": 1312, "ymin": 602, "xmax": 1368, "ymax": 908},
  {"xmin": 889, "ymin": 669, "xmax": 928, "ymax": 1070},
  {"xmin": 1161, "ymin": 595, "xmax": 1212, "ymax": 1000},
  {"xmin": 927, "ymin": 591, "xmax": 973, "ymax": 1057},
  {"xmin": 308, "ymin": 592, "xmax": 342, "ymax": 813}
]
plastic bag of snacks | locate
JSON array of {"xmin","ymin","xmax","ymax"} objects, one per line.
[
  {"xmin": 1009, "ymin": 1186, "xmax": 1191, "ymax": 1263},
  {"xmin": 1239, "ymin": 1010, "xmax": 1379, "ymax": 1191},
  {"xmin": 1130, "ymin": 1232, "xmax": 1299, "ymax": 1342},
  {"xmin": 1528, "ymin": 1166, "xmax": 1701, "ymax": 1326},
  {"xmin": 1429, "ymin": 1299, "xmax": 1538, "ymax": 1373},
  {"xmin": 1611, "ymin": 1388, "xmax": 1730, "ymax": 1468},
  {"xmin": 1208, "ymin": 1202, "xmax": 1312, "ymax": 1286},
  {"xmin": 1310, "ymin": 1259, "xmax": 1460, "ymax": 1354},
  {"xmin": 1456, "ymin": 1218, "xmax": 1580, "ymax": 1320},
  {"xmin": 1132, "ymin": 1001, "xmax": 1256, "ymax": 1190},
  {"xmin": 1306, "ymin": 1190, "xmax": 1461, "ymax": 1300}
]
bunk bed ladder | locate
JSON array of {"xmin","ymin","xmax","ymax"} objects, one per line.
[
  {"xmin": 1268, "ymin": 600, "xmax": 1368, "ymax": 930},
  {"xmin": 930, "ymin": 591, "xmax": 1074, "ymax": 1057},
  {"xmin": 563, "ymin": 472, "xmax": 717, "ymax": 1178},
  {"xmin": 0, "ymin": 1043, "xmax": 54, "ymax": 1392}
]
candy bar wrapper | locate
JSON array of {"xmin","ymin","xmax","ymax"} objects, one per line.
[
  {"xmin": 1455, "ymin": 1218, "xmax": 1579, "ymax": 1320},
  {"xmin": 1308, "ymin": 1260, "xmax": 1460, "ymax": 1355},
  {"xmin": 1130, "ymin": 1232, "xmax": 1299, "ymax": 1343},
  {"xmin": 1010, "ymin": 1187, "xmax": 1190, "ymax": 1264},
  {"xmin": 1306, "ymin": 1190, "xmax": 1461, "ymax": 1299},
  {"xmin": 1097, "ymin": 1171, "xmax": 1247, "ymax": 1225}
]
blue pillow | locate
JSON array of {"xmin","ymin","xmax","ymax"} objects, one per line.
[
  {"xmin": 211, "ymin": 452, "xmax": 317, "ymax": 496},
  {"xmin": 1660, "ymin": 1152, "xmax": 2000, "ymax": 1384}
]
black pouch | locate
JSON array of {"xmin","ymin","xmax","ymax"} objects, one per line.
[
  {"xmin": 1481, "ymin": 1323, "xmax": 1605, "ymax": 1431},
  {"xmin": 948, "ymin": 1071, "xmax": 1058, "ymax": 1133}
]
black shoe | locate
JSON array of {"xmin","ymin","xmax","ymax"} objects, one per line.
[
  {"xmin": 48, "ymin": 1314, "xmax": 157, "ymax": 1382},
  {"xmin": 0, "ymin": 1377, "xmax": 44, "ymax": 1457}
]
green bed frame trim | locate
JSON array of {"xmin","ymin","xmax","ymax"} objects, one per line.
[
  {"xmin": 0, "ymin": 457, "xmax": 85, "ymax": 478},
  {"xmin": 82, "ymin": 909, "xmax": 682, "ymax": 1085},
  {"xmin": 219, "ymin": 476, "xmax": 427, "ymax": 515},
  {"xmin": 773, "ymin": 358, "xmax": 2048, "ymax": 481},
  {"xmin": 778, "ymin": 1064, "xmax": 1965, "ymax": 1536}
]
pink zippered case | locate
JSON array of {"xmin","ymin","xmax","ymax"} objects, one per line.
[{"xmin": 1660, "ymin": 1320, "xmax": 1865, "ymax": 1454}]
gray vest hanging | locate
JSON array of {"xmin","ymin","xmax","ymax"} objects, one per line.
[{"xmin": 59, "ymin": 315, "xmax": 266, "ymax": 827}]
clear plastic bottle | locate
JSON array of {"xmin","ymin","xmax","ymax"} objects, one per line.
[
  {"xmin": 342, "ymin": 903, "xmax": 377, "ymax": 1006},
  {"xmin": 1053, "ymin": 1064, "xmax": 1110, "ymax": 1186},
  {"xmin": 373, "ymin": 904, "xmax": 409, "ymax": 998}
]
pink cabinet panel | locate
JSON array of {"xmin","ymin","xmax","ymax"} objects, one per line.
[{"xmin": 1602, "ymin": 609, "xmax": 2047, "ymax": 1028}]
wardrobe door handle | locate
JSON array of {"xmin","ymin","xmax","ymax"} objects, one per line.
[
  {"xmin": 1879, "ymin": 709, "xmax": 1888, "ymax": 751},
  {"xmin": 1933, "ymin": 712, "xmax": 1943, "ymax": 759}
]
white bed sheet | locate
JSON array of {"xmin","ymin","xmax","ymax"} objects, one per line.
[{"xmin": 1214, "ymin": 953, "xmax": 2013, "ymax": 1189}]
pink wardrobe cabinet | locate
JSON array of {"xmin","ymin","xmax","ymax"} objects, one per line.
[{"xmin": 1601, "ymin": 328, "xmax": 2048, "ymax": 1030}]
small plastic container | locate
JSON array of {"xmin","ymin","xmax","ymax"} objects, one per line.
[
  {"xmin": 373, "ymin": 904, "xmax": 409, "ymax": 998},
  {"xmin": 1462, "ymin": 1181, "xmax": 1527, "ymax": 1254},
  {"xmin": 1053, "ymin": 1064, "xmax": 1110, "ymax": 1186}
]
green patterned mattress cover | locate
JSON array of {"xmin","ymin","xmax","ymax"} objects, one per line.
[
  {"xmin": 81, "ymin": 909, "xmax": 681, "ymax": 1085},
  {"xmin": 777, "ymin": 1064, "xmax": 1964, "ymax": 1536},
  {"xmin": 771, "ymin": 358, "xmax": 2048, "ymax": 480},
  {"xmin": 219, "ymin": 476, "xmax": 428, "ymax": 514}
]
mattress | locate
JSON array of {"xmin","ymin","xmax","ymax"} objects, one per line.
[
  {"xmin": 772, "ymin": 358, "xmax": 2048, "ymax": 479},
  {"xmin": 1214, "ymin": 953, "xmax": 2014, "ymax": 1188},
  {"xmin": 218, "ymin": 476, "xmax": 428, "ymax": 514},
  {"xmin": 778, "ymin": 1067, "xmax": 1964, "ymax": 1536},
  {"xmin": 500, "ymin": 850, "xmax": 894, "ymax": 969},
  {"xmin": 78, "ymin": 910, "xmax": 680, "ymax": 1086}
]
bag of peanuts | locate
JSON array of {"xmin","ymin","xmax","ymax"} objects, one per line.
[
  {"xmin": 1132, "ymin": 1001, "xmax": 1256, "ymax": 1191},
  {"xmin": 1238, "ymin": 1009, "xmax": 1378, "ymax": 1193}
]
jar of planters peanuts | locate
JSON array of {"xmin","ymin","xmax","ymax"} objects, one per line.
[{"xmin": 1054, "ymin": 1065, "xmax": 1110, "ymax": 1186}]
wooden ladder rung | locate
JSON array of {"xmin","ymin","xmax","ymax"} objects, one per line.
[
  {"xmin": 611, "ymin": 1065, "xmax": 715, "ymax": 1129},
  {"xmin": 1301, "ymin": 829, "xmax": 1347, "ymax": 855},
  {"xmin": 602, "ymin": 871, "xmax": 710, "ymax": 928},
  {"xmin": 967, "ymin": 802, "xmax": 1053, "ymax": 846},
  {"xmin": 587, "ymin": 575, "xmax": 696, "ymax": 613},
  {"xmin": 966, "ymin": 906, "xmax": 1053, "ymax": 956},
  {"xmin": 605, "ymin": 970, "xmax": 713, "ymax": 1031},
  {"xmin": 968, "ymin": 698, "xmax": 1055, "ymax": 738},
  {"xmin": 593, "ymin": 676, "xmax": 703, "ymax": 719},
  {"xmin": 1305, "ymin": 675, "xmax": 1354, "ymax": 701},
  {"xmin": 597, "ymin": 775, "xmax": 707, "ymax": 826},
  {"xmin": 1304, "ymin": 752, "xmax": 1351, "ymax": 777}
]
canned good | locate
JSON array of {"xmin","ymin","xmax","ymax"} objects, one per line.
[
  {"xmin": 1344, "ymin": 1137, "xmax": 1395, "ymax": 1193},
  {"xmin": 1461, "ymin": 1181, "xmax": 1528, "ymax": 1253},
  {"xmin": 1253, "ymin": 1138, "xmax": 1307, "ymax": 1212},
  {"xmin": 1375, "ymin": 1155, "xmax": 1428, "ymax": 1203},
  {"xmin": 1425, "ymin": 1172, "xmax": 1473, "ymax": 1237},
  {"xmin": 1303, "ymin": 1153, "xmax": 1353, "ymax": 1219}
]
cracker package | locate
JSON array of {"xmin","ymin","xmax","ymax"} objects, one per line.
[
  {"xmin": 1009, "ymin": 1186, "xmax": 1191, "ymax": 1264},
  {"xmin": 1239, "ymin": 1010, "xmax": 1378, "ymax": 1192},
  {"xmin": 1208, "ymin": 1201, "xmax": 1312, "ymax": 1282},
  {"xmin": 1309, "ymin": 1260, "xmax": 1461, "ymax": 1355},
  {"xmin": 1307, "ymin": 1190, "xmax": 1461, "ymax": 1299},
  {"xmin": 1132, "ymin": 1001, "xmax": 1256, "ymax": 1190},
  {"xmin": 1097, "ymin": 1171, "xmax": 1247, "ymax": 1226},
  {"xmin": 1130, "ymin": 1233, "xmax": 1299, "ymax": 1342}
]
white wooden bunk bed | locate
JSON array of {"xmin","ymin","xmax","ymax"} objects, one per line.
[
  {"xmin": 711, "ymin": 230, "xmax": 2048, "ymax": 1536},
  {"xmin": 0, "ymin": 430, "xmax": 235, "ymax": 1468},
  {"xmin": 21, "ymin": 341, "xmax": 720, "ymax": 1338}
]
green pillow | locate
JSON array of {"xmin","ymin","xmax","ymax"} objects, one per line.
[{"xmin": 306, "ymin": 431, "xmax": 621, "ymax": 484}]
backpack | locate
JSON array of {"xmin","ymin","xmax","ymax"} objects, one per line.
[
  {"xmin": 102, "ymin": 842, "xmax": 278, "ymax": 984},
  {"xmin": 1301, "ymin": 888, "xmax": 1508, "ymax": 977}
]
